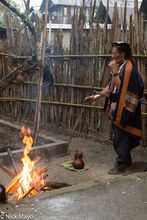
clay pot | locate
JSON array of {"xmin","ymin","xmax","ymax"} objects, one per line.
[
  {"xmin": 0, "ymin": 184, "xmax": 6, "ymax": 203},
  {"xmin": 16, "ymin": 71, "xmax": 24, "ymax": 83},
  {"xmin": 73, "ymin": 151, "xmax": 84, "ymax": 169}
]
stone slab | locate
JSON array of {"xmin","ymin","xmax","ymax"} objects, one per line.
[{"xmin": 0, "ymin": 119, "xmax": 68, "ymax": 166}]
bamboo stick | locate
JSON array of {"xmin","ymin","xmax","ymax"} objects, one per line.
[
  {"xmin": 11, "ymin": 81, "xmax": 147, "ymax": 93},
  {"xmin": 6, "ymin": 171, "xmax": 22, "ymax": 193},
  {"xmin": 2, "ymin": 165, "xmax": 16, "ymax": 179},
  {"xmin": 21, "ymin": 186, "xmax": 35, "ymax": 199},
  {"xmin": 7, "ymin": 148, "xmax": 18, "ymax": 174},
  {"xmin": 0, "ymin": 53, "xmax": 147, "ymax": 59},
  {"xmin": 0, "ymin": 53, "xmax": 31, "ymax": 58},
  {"xmin": 0, "ymin": 97, "xmax": 146, "ymax": 114}
]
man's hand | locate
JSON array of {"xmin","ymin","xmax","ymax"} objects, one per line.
[
  {"xmin": 108, "ymin": 60, "xmax": 118, "ymax": 73},
  {"xmin": 85, "ymin": 95, "xmax": 95, "ymax": 104}
]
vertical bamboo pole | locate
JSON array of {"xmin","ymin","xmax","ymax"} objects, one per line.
[
  {"xmin": 123, "ymin": 0, "xmax": 127, "ymax": 42},
  {"xmin": 129, "ymin": 15, "xmax": 133, "ymax": 48},
  {"xmin": 134, "ymin": 0, "xmax": 140, "ymax": 53},
  {"xmin": 103, "ymin": 0, "xmax": 109, "ymax": 52},
  {"xmin": 134, "ymin": 0, "xmax": 140, "ymax": 72},
  {"xmin": 110, "ymin": 2, "xmax": 121, "ymax": 43},
  {"xmin": 140, "ymin": 12, "xmax": 146, "ymax": 146},
  {"xmin": 33, "ymin": 0, "xmax": 48, "ymax": 145}
]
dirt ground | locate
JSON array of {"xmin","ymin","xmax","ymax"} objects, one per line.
[
  {"xmin": 0, "ymin": 121, "xmax": 147, "ymax": 188},
  {"xmin": 43, "ymin": 130, "xmax": 147, "ymax": 185},
  {"xmin": 0, "ymin": 121, "xmax": 147, "ymax": 220}
]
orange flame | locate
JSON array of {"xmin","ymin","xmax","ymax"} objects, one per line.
[{"xmin": 17, "ymin": 126, "xmax": 44, "ymax": 199}]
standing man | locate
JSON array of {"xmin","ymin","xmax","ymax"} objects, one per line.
[{"xmin": 85, "ymin": 42, "xmax": 144, "ymax": 174}]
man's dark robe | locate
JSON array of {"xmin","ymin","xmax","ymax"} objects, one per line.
[{"xmin": 113, "ymin": 60, "xmax": 144, "ymax": 140}]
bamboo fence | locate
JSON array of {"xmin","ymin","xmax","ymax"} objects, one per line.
[{"xmin": 0, "ymin": 0, "xmax": 147, "ymax": 143}]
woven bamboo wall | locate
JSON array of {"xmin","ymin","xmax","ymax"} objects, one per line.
[{"xmin": 0, "ymin": 0, "xmax": 146, "ymax": 142}]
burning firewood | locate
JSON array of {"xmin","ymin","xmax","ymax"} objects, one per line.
[
  {"xmin": 21, "ymin": 186, "xmax": 35, "ymax": 199},
  {"xmin": 4, "ymin": 126, "xmax": 48, "ymax": 200},
  {"xmin": 31, "ymin": 167, "xmax": 47, "ymax": 178},
  {"xmin": 36, "ymin": 183, "xmax": 53, "ymax": 192},
  {"xmin": 6, "ymin": 171, "xmax": 23, "ymax": 193},
  {"xmin": 5, "ymin": 166, "xmax": 47, "ymax": 194},
  {"xmin": 2, "ymin": 156, "xmax": 41, "ymax": 180},
  {"xmin": 34, "ymin": 156, "xmax": 41, "ymax": 164}
]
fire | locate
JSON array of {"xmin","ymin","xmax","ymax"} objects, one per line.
[
  {"xmin": 17, "ymin": 126, "xmax": 35, "ymax": 199},
  {"xmin": 5, "ymin": 125, "xmax": 47, "ymax": 200}
]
